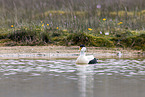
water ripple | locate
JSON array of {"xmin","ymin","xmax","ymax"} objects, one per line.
[{"xmin": 0, "ymin": 59, "xmax": 145, "ymax": 79}]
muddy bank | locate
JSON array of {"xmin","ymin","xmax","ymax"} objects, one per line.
[{"xmin": 0, "ymin": 46, "xmax": 144, "ymax": 59}]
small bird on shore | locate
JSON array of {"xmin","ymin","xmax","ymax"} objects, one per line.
[
  {"xmin": 76, "ymin": 44, "xmax": 98, "ymax": 64},
  {"xmin": 117, "ymin": 51, "xmax": 122, "ymax": 58}
]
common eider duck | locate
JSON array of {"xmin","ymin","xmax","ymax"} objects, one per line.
[{"xmin": 76, "ymin": 45, "xmax": 98, "ymax": 64}]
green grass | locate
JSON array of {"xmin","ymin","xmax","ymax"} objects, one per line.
[
  {"xmin": 0, "ymin": 24, "xmax": 145, "ymax": 50},
  {"xmin": 0, "ymin": 0, "xmax": 145, "ymax": 50}
]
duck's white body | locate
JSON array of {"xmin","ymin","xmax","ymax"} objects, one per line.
[{"xmin": 76, "ymin": 47, "xmax": 95, "ymax": 64}]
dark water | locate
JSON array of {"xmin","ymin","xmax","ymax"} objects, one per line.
[{"xmin": 0, "ymin": 58, "xmax": 145, "ymax": 97}]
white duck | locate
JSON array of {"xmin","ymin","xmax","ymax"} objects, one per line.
[{"xmin": 76, "ymin": 44, "xmax": 98, "ymax": 64}]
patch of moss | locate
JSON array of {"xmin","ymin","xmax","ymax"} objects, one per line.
[
  {"xmin": 66, "ymin": 32, "xmax": 114, "ymax": 47},
  {"xmin": 0, "ymin": 39, "xmax": 11, "ymax": 43},
  {"xmin": 7, "ymin": 28, "xmax": 52, "ymax": 45},
  {"xmin": 0, "ymin": 33, "xmax": 8, "ymax": 39},
  {"xmin": 112, "ymin": 33, "xmax": 145, "ymax": 50},
  {"xmin": 8, "ymin": 29, "xmax": 37, "ymax": 42}
]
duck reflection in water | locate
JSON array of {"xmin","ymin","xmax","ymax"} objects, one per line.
[{"xmin": 76, "ymin": 64, "xmax": 95, "ymax": 97}]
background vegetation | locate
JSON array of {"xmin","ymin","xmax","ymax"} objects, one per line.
[{"xmin": 0, "ymin": 0, "xmax": 145, "ymax": 50}]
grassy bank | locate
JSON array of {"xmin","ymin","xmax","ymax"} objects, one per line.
[{"xmin": 0, "ymin": 0, "xmax": 145, "ymax": 50}]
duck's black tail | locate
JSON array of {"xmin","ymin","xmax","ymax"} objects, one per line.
[{"xmin": 88, "ymin": 58, "xmax": 98, "ymax": 64}]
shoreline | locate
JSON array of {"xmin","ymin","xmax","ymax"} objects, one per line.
[{"xmin": 0, "ymin": 46, "xmax": 144, "ymax": 59}]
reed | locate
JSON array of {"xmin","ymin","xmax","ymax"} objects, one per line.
[{"xmin": 0, "ymin": 0, "xmax": 145, "ymax": 29}]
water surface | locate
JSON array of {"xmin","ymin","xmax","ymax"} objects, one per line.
[{"xmin": 0, "ymin": 58, "xmax": 145, "ymax": 97}]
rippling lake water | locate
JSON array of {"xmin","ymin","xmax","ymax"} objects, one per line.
[{"xmin": 0, "ymin": 58, "xmax": 145, "ymax": 97}]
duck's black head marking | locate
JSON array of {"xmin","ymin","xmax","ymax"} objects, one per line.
[{"xmin": 80, "ymin": 44, "xmax": 85, "ymax": 47}]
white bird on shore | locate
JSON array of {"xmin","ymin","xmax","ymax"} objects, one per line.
[
  {"xmin": 117, "ymin": 51, "xmax": 122, "ymax": 58},
  {"xmin": 76, "ymin": 44, "xmax": 98, "ymax": 64}
]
